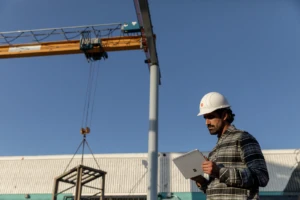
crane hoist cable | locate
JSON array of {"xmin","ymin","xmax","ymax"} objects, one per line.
[
  {"xmin": 63, "ymin": 60, "xmax": 102, "ymax": 173},
  {"xmin": 81, "ymin": 60, "xmax": 101, "ymax": 132},
  {"xmin": 80, "ymin": 29, "xmax": 108, "ymax": 134},
  {"xmin": 63, "ymin": 46, "xmax": 105, "ymax": 173},
  {"xmin": 62, "ymin": 30, "xmax": 110, "ymax": 173}
]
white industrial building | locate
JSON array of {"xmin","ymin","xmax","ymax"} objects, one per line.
[{"xmin": 0, "ymin": 149, "xmax": 299, "ymax": 200}]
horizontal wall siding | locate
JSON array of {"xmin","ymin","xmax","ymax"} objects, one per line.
[
  {"xmin": 0, "ymin": 156, "xmax": 149, "ymax": 195},
  {"xmin": 261, "ymin": 152, "xmax": 299, "ymax": 192},
  {"xmin": 0, "ymin": 149, "xmax": 299, "ymax": 195}
]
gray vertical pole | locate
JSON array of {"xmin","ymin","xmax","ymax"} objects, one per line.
[{"xmin": 147, "ymin": 64, "xmax": 159, "ymax": 200}]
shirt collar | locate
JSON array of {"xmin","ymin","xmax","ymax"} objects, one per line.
[
  {"xmin": 218, "ymin": 124, "xmax": 236, "ymax": 139},
  {"xmin": 226, "ymin": 124, "xmax": 237, "ymax": 133}
]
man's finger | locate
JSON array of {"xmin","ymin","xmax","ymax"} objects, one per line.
[
  {"xmin": 202, "ymin": 167, "xmax": 212, "ymax": 172},
  {"xmin": 202, "ymin": 164, "xmax": 212, "ymax": 169},
  {"xmin": 202, "ymin": 161, "xmax": 212, "ymax": 167}
]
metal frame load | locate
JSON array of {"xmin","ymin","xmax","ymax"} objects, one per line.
[{"xmin": 52, "ymin": 165, "xmax": 107, "ymax": 200}]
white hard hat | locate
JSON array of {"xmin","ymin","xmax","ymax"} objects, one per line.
[{"xmin": 197, "ymin": 92, "xmax": 230, "ymax": 116}]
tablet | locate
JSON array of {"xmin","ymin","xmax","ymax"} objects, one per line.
[{"xmin": 173, "ymin": 149, "xmax": 206, "ymax": 179}]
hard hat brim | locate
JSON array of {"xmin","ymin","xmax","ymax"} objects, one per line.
[{"xmin": 197, "ymin": 105, "xmax": 230, "ymax": 116}]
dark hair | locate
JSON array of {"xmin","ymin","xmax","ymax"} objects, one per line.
[{"xmin": 215, "ymin": 108, "xmax": 235, "ymax": 124}]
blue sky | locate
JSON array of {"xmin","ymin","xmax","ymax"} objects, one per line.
[{"xmin": 0, "ymin": 0, "xmax": 299, "ymax": 156}]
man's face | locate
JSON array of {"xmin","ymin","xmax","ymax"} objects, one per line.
[{"xmin": 203, "ymin": 111, "xmax": 225, "ymax": 135}]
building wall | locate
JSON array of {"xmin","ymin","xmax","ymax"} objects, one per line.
[
  {"xmin": 0, "ymin": 149, "xmax": 299, "ymax": 199},
  {"xmin": 0, "ymin": 154, "xmax": 149, "ymax": 195}
]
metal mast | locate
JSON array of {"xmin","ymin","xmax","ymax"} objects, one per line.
[{"xmin": 134, "ymin": 1, "xmax": 161, "ymax": 200}]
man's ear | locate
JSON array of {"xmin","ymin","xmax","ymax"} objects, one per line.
[{"xmin": 222, "ymin": 111, "xmax": 228, "ymax": 121}]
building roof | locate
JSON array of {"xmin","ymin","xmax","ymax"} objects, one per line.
[{"xmin": 0, "ymin": 149, "xmax": 299, "ymax": 195}]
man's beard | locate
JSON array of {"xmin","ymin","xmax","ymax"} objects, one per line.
[{"xmin": 207, "ymin": 124, "xmax": 222, "ymax": 135}]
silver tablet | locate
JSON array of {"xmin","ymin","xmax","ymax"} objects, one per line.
[{"xmin": 173, "ymin": 149, "xmax": 206, "ymax": 179}]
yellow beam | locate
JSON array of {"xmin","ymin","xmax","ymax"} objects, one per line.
[{"xmin": 0, "ymin": 36, "xmax": 143, "ymax": 59}]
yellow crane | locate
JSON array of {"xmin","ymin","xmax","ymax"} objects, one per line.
[
  {"xmin": 0, "ymin": 1, "xmax": 160, "ymax": 200},
  {"xmin": 0, "ymin": 23, "xmax": 146, "ymax": 60},
  {"xmin": 0, "ymin": 35, "xmax": 143, "ymax": 59}
]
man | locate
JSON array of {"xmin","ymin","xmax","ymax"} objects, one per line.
[{"xmin": 191, "ymin": 92, "xmax": 269, "ymax": 200}]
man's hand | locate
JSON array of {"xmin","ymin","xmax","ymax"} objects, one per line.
[{"xmin": 202, "ymin": 157, "xmax": 220, "ymax": 178}]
